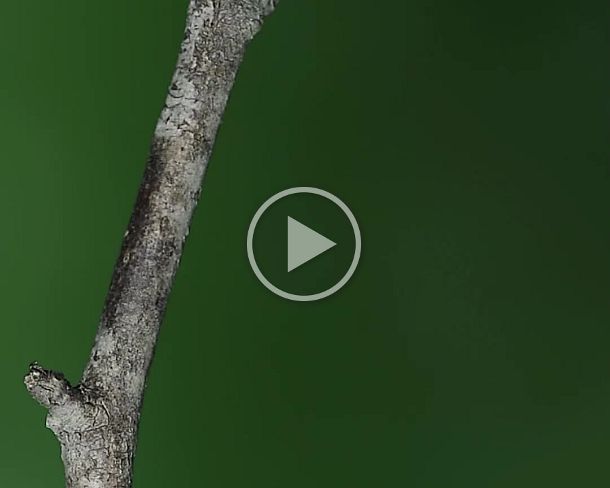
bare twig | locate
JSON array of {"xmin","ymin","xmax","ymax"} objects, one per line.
[{"xmin": 24, "ymin": 1, "xmax": 279, "ymax": 486}]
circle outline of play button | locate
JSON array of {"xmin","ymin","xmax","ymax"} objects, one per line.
[{"xmin": 247, "ymin": 187, "xmax": 362, "ymax": 302}]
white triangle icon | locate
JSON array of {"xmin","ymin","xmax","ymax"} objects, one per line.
[{"xmin": 287, "ymin": 216, "xmax": 336, "ymax": 272}]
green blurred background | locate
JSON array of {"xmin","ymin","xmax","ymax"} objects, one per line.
[{"xmin": 1, "ymin": 0, "xmax": 610, "ymax": 486}]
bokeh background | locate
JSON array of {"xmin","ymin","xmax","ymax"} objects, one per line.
[{"xmin": 1, "ymin": 0, "xmax": 610, "ymax": 486}]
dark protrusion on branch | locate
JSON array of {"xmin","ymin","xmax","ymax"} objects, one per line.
[{"xmin": 24, "ymin": 363, "xmax": 76, "ymax": 410}]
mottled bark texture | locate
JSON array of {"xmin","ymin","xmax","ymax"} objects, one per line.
[{"xmin": 23, "ymin": 1, "xmax": 278, "ymax": 486}]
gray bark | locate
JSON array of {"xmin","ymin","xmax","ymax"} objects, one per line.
[{"xmin": 23, "ymin": 1, "xmax": 278, "ymax": 487}]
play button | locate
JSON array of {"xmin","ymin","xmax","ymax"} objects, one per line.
[
  {"xmin": 287, "ymin": 217, "xmax": 336, "ymax": 272},
  {"xmin": 247, "ymin": 187, "xmax": 361, "ymax": 302}
]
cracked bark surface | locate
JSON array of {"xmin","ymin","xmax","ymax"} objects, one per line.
[{"xmin": 23, "ymin": 1, "xmax": 279, "ymax": 486}]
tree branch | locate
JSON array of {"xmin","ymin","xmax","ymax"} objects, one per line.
[{"xmin": 24, "ymin": 1, "xmax": 279, "ymax": 486}]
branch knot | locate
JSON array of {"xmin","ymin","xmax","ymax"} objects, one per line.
[{"xmin": 24, "ymin": 363, "xmax": 75, "ymax": 410}]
